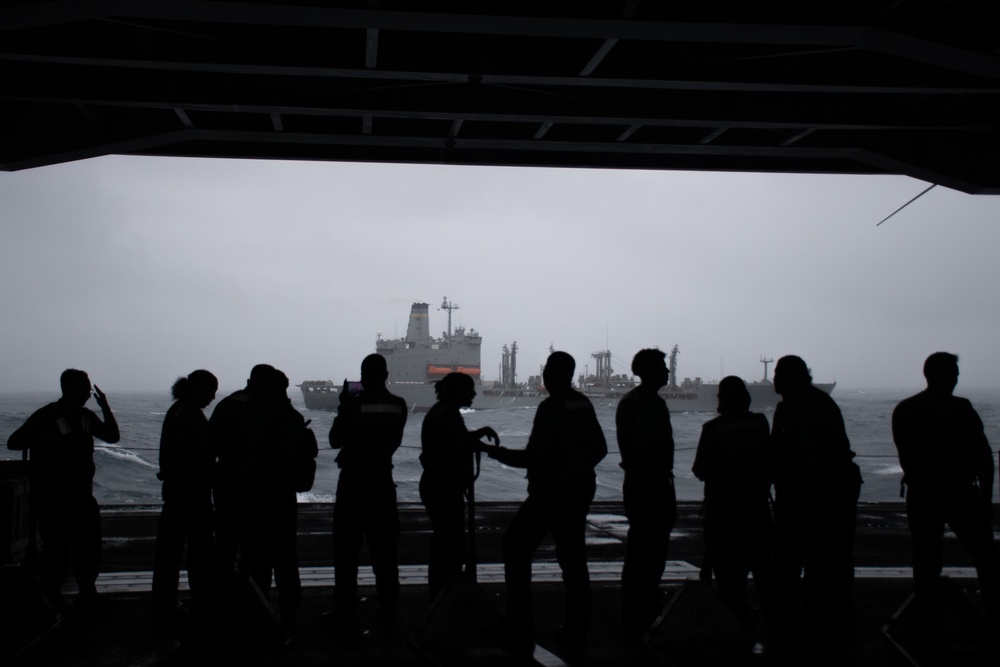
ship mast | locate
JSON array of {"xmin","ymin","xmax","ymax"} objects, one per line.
[
  {"xmin": 760, "ymin": 355, "xmax": 774, "ymax": 382},
  {"xmin": 439, "ymin": 297, "xmax": 460, "ymax": 337},
  {"xmin": 668, "ymin": 345, "xmax": 679, "ymax": 390},
  {"xmin": 510, "ymin": 340, "xmax": 518, "ymax": 387},
  {"xmin": 500, "ymin": 341, "xmax": 519, "ymax": 388}
]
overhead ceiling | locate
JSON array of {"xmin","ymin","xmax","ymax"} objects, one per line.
[{"xmin": 2, "ymin": 1, "xmax": 999, "ymax": 193}]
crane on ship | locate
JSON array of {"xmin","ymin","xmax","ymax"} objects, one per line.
[{"xmin": 439, "ymin": 297, "xmax": 460, "ymax": 337}]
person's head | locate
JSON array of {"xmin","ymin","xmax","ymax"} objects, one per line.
[
  {"xmin": 435, "ymin": 372, "xmax": 476, "ymax": 407},
  {"xmin": 274, "ymin": 369, "xmax": 290, "ymax": 391},
  {"xmin": 60, "ymin": 368, "xmax": 92, "ymax": 406},
  {"xmin": 360, "ymin": 354, "xmax": 389, "ymax": 388},
  {"xmin": 172, "ymin": 369, "xmax": 219, "ymax": 409},
  {"xmin": 717, "ymin": 375, "xmax": 751, "ymax": 414},
  {"xmin": 923, "ymin": 352, "xmax": 959, "ymax": 395},
  {"xmin": 631, "ymin": 348, "xmax": 669, "ymax": 389},
  {"xmin": 542, "ymin": 351, "xmax": 575, "ymax": 394},
  {"xmin": 773, "ymin": 355, "xmax": 812, "ymax": 397},
  {"xmin": 247, "ymin": 364, "xmax": 276, "ymax": 394}
]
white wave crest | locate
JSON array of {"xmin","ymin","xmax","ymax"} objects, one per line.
[
  {"xmin": 870, "ymin": 463, "xmax": 904, "ymax": 476},
  {"xmin": 297, "ymin": 491, "xmax": 335, "ymax": 503},
  {"xmin": 95, "ymin": 445, "xmax": 157, "ymax": 469}
]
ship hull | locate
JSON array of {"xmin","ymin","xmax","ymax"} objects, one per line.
[{"xmin": 301, "ymin": 378, "xmax": 836, "ymax": 413}]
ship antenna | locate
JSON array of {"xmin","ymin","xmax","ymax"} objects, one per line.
[
  {"xmin": 668, "ymin": 345, "xmax": 679, "ymax": 390},
  {"xmin": 439, "ymin": 296, "xmax": 460, "ymax": 337},
  {"xmin": 760, "ymin": 355, "xmax": 774, "ymax": 382}
]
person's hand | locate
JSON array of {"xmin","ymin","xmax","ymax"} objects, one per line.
[
  {"xmin": 339, "ymin": 379, "xmax": 357, "ymax": 405},
  {"xmin": 475, "ymin": 427, "xmax": 499, "ymax": 446},
  {"xmin": 93, "ymin": 385, "xmax": 111, "ymax": 411},
  {"xmin": 482, "ymin": 443, "xmax": 505, "ymax": 459}
]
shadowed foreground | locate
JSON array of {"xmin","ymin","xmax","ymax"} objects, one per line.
[{"xmin": 6, "ymin": 501, "xmax": 999, "ymax": 666}]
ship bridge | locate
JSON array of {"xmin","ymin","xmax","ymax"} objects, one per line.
[{"xmin": 1, "ymin": 2, "xmax": 999, "ymax": 194}]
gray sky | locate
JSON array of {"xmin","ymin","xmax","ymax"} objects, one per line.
[{"xmin": 2, "ymin": 155, "xmax": 999, "ymax": 394}]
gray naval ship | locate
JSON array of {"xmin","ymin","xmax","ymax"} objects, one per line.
[
  {"xmin": 298, "ymin": 300, "xmax": 834, "ymax": 413},
  {"xmin": 577, "ymin": 345, "xmax": 835, "ymax": 411},
  {"xmin": 298, "ymin": 299, "xmax": 544, "ymax": 412}
]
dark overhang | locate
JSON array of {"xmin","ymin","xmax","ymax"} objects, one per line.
[{"xmin": 2, "ymin": 1, "xmax": 999, "ymax": 193}]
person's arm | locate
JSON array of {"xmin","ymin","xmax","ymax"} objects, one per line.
[
  {"xmin": 390, "ymin": 397, "xmax": 408, "ymax": 453},
  {"xmin": 891, "ymin": 402, "xmax": 912, "ymax": 476},
  {"xmin": 966, "ymin": 402, "xmax": 994, "ymax": 504},
  {"xmin": 484, "ymin": 444, "xmax": 530, "ymax": 468},
  {"xmin": 157, "ymin": 406, "xmax": 176, "ymax": 481},
  {"xmin": 91, "ymin": 385, "xmax": 120, "ymax": 444},
  {"xmin": 328, "ymin": 380, "xmax": 359, "ymax": 449},
  {"xmin": 615, "ymin": 399, "xmax": 632, "ymax": 470},
  {"xmin": 692, "ymin": 424, "xmax": 710, "ymax": 482},
  {"xmin": 586, "ymin": 407, "xmax": 608, "ymax": 467},
  {"xmin": 7, "ymin": 410, "xmax": 43, "ymax": 451},
  {"xmin": 328, "ymin": 403, "xmax": 354, "ymax": 449}
]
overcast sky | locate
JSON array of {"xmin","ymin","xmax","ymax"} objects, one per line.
[{"xmin": 1, "ymin": 155, "xmax": 999, "ymax": 395}]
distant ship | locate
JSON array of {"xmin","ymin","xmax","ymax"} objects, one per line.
[
  {"xmin": 297, "ymin": 299, "xmax": 541, "ymax": 412},
  {"xmin": 297, "ymin": 301, "xmax": 835, "ymax": 413},
  {"xmin": 577, "ymin": 346, "xmax": 835, "ymax": 412}
]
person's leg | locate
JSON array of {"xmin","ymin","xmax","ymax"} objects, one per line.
[
  {"xmin": 184, "ymin": 498, "xmax": 215, "ymax": 609},
  {"xmin": 907, "ymin": 491, "xmax": 946, "ymax": 630},
  {"xmin": 551, "ymin": 498, "xmax": 593, "ymax": 638},
  {"xmin": 271, "ymin": 495, "xmax": 302, "ymax": 625},
  {"xmin": 333, "ymin": 484, "xmax": 364, "ymax": 620},
  {"xmin": 421, "ymin": 483, "xmax": 466, "ymax": 602},
  {"xmin": 622, "ymin": 477, "xmax": 674, "ymax": 634},
  {"xmin": 946, "ymin": 493, "xmax": 1000, "ymax": 622},
  {"xmin": 73, "ymin": 496, "xmax": 103, "ymax": 600},
  {"xmin": 502, "ymin": 496, "xmax": 549, "ymax": 639},
  {"xmin": 152, "ymin": 502, "xmax": 185, "ymax": 627},
  {"xmin": 364, "ymin": 485, "xmax": 402, "ymax": 619}
]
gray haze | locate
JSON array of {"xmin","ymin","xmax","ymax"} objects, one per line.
[{"xmin": 2, "ymin": 156, "xmax": 999, "ymax": 395}]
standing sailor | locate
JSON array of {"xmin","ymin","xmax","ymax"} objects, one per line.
[
  {"xmin": 770, "ymin": 355, "xmax": 861, "ymax": 647},
  {"xmin": 328, "ymin": 353, "xmax": 408, "ymax": 634},
  {"xmin": 484, "ymin": 351, "xmax": 607, "ymax": 653},
  {"xmin": 693, "ymin": 375, "xmax": 774, "ymax": 630},
  {"xmin": 893, "ymin": 352, "xmax": 1000, "ymax": 631},
  {"xmin": 151, "ymin": 370, "xmax": 218, "ymax": 636},
  {"xmin": 616, "ymin": 348, "xmax": 675, "ymax": 638},
  {"xmin": 8, "ymin": 369, "xmax": 121, "ymax": 613},
  {"xmin": 419, "ymin": 372, "xmax": 499, "ymax": 602}
]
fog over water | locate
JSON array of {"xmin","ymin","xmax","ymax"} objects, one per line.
[{"xmin": 2, "ymin": 156, "xmax": 1000, "ymax": 394}]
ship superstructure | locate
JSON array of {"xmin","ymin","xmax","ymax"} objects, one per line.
[
  {"xmin": 371, "ymin": 299, "xmax": 485, "ymax": 410},
  {"xmin": 298, "ymin": 303, "xmax": 834, "ymax": 413}
]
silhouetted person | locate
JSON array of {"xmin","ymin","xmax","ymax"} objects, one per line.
[
  {"xmin": 484, "ymin": 351, "xmax": 608, "ymax": 652},
  {"xmin": 209, "ymin": 364, "xmax": 277, "ymax": 580},
  {"xmin": 7, "ymin": 369, "xmax": 120, "ymax": 613},
  {"xmin": 152, "ymin": 370, "xmax": 218, "ymax": 637},
  {"xmin": 209, "ymin": 365, "xmax": 313, "ymax": 629},
  {"xmin": 893, "ymin": 352, "xmax": 1000, "ymax": 630},
  {"xmin": 770, "ymin": 355, "xmax": 861, "ymax": 646},
  {"xmin": 419, "ymin": 372, "xmax": 499, "ymax": 602},
  {"xmin": 249, "ymin": 369, "xmax": 315, "ymax": 629},
  {"xmin": 693, "ymin": 375, "xmax": 774, "ymax": 630},
  {"xmin": 328, "ymin": 353, "xmax": 408, "ymax": 633},
  {"xmin": 615, "ymin": 348, "xmax": 674, "ymax": 638}
]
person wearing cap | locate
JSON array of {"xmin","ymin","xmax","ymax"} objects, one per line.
[{"xmin": 328, "ymin": 353, "xmax": 408, "ymax": 634}]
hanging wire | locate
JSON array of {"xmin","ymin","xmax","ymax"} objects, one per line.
[{"xmin": 875, "ymin": 183, "xmax": 937, "ymax": 226}]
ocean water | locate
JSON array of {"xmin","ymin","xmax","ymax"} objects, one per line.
[{"xmin": 1, "ymin": 388, "xmax": 998, "ymax": 505}]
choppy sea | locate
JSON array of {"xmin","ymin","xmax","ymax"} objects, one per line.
[{"xmin": 1, "ymin": 388, "xmax": 998, "ymax": 505}]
